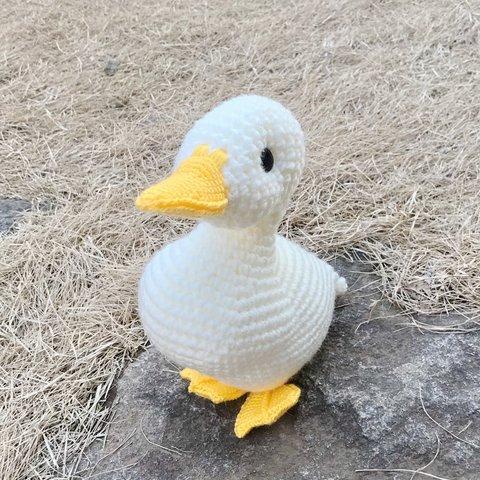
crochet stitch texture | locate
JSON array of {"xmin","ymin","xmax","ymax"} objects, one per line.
[{"xmin": 137, "ymin": 95, "xmax": 347, "ymax": 434}]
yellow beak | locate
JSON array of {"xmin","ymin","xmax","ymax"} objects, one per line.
[{"xmin": 135, "ymin": 145, "xmax": 228, "ymax": 217}]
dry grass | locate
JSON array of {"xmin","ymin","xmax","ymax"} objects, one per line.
[{"xmin": 1, "ymin": 0, "xmax": 479, "ymax": 478}]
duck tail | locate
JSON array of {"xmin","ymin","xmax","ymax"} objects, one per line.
[{"xmin": 334, "ymin": 273, "xmax": 348, "ymax": 296}]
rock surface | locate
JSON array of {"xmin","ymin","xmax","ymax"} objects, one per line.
[
  {"xmin": 0, "ymin": 198, "xmax": 30, "ymax": 233},
  {"xmin": 82, "ymin": 259, "xmax": 480, "ymax": 480}
]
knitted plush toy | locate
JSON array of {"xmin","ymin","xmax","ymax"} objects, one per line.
[{"xmin": 136, "ymin": 95, "xmax": 347, "ymax": 438}]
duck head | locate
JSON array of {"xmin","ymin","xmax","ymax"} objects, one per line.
[{"xmin": 136, "ymin": 95, "xmax": 305, "ymax": 230}]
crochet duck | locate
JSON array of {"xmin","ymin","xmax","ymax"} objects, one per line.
[{"xmin": 136, "ymin": 95, "xmax": 347, "ymax": 438}]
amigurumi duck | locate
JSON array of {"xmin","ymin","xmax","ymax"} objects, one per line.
[{"xmin": 136, "ymin": 95, "xmax": 347, "ymax": 438}]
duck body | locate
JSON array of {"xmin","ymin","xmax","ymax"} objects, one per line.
[
  {"xmin": 135, "ymin": 95, "xmax": 347, "ymax": 436},
  {"xmin": 139, "ymin": 221, "xmax": 345, "ymax": 392}
]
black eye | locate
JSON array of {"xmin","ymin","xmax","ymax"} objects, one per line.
[{"xmin": 260, "ymin": 148, "xmax": 274, "ymax": 172}]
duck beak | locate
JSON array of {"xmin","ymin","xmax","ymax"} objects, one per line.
[{"xmin": 135, "ymin": 145, "xmax": 228, "ymax": 218}]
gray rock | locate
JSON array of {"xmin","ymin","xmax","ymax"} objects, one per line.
[
  {"xmin": 0, "ymin": 198, "xmax": 30, "ymax": 233},
  {"xmin": 104, "ymin": 57, "xmax": 120, "ymax": 76},
  {"xmin": 81, "ymin": 259, "xmax": 480, "ymax": 480}
]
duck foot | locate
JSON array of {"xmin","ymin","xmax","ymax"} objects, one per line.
[
  {"xmin": 234, "ymin": 384, "xmax": 301, "ymax": 438},
  {"xmin": 180, "ymin": 368, "xmax": 246, "ymax": 404}
]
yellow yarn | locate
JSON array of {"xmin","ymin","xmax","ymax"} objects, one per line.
[
  {"xmin": 181, "ymin": 368, "xmax": 300, "ymax": 438},
  {"xmin": 135, "ymin": 145, "xmax": 228, "ymax": 217},
  {"xmin": 234, "ymin": 384, "xmax": 300, "ymax": 438},
  {"xmin": 180, "ymin": 368, "xmax": 246, "ymax": 404}
]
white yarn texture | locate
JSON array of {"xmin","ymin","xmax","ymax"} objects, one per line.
[{"xmin": 139, "ymin": 95, "xmax": 346, "ymax": 392}]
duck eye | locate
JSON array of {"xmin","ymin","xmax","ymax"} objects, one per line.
[{"xmin": 260, "ymin": 148, "xmax": 274, "ymax": 172}]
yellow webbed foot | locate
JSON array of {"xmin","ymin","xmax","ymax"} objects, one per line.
[
  {"xmin": 234, "ymin": 384, "xmax": 300, "ymax": 438},
  {"xmin": 180, "ymin": 368, "xmax": 246, "ymax": 404}
]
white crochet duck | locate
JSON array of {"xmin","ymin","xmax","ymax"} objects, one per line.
[{"xmin": 136, "ymin": 95, "xmax": 347, "ymax": 438}]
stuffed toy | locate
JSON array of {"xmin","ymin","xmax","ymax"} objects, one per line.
[{"xmin": 135, "ymin": 95, "xmax": 347, "ymax": 438}]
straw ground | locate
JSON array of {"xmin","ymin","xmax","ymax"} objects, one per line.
[{"xmin": 1, "ymin": 1, "xmax": 479, "ymax": 478}]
